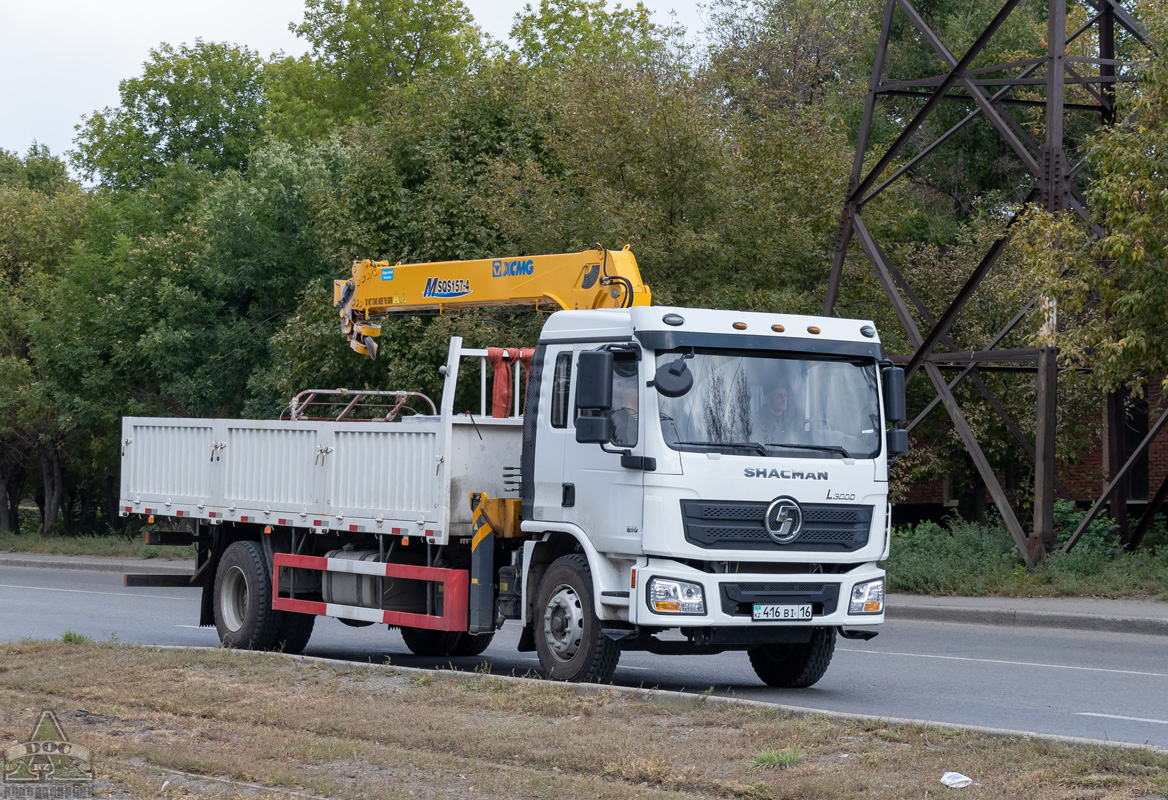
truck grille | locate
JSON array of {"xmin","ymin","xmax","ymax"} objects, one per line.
[{"xmin": 681, "ymin": 500, "xmax": 872, "ymax": 552}]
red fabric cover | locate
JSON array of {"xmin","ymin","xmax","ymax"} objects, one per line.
[{"xmin": 487, "ymin": 347, "xmax": 522, "ymax": 418}]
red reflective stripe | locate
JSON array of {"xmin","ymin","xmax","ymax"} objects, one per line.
[
  {"xmin": 313, "ymin": 520, "xmax": 322, "ymax": 526},
  {"xmin": 208, "ymin": 512, "xmax": 216, "ymax": 518},
  {"xmin": 240, "ymin": 516, "xmax": 249, "ymax": 522},
  {"xmin": 176, "ymin": 510, "xmax": 184, "ymax": 517},
  {"xmin": 391, "ymin": 527, "xmax": 401, "ymax": 535},
  {"xmin": 124, "ymin": 506, "xmax": 132, "ymax": 513},
  {"xmin": 272, "ymin": 553, "xmax": 468, "ymax": 632},
  {"xmin": 279, "ymin": 519, "xmax": 287, "ymax": 525}
]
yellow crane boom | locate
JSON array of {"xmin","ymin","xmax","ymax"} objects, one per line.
[{"xmin": 333, "ymin": 246, "xmax": 652, "ymax": 357}]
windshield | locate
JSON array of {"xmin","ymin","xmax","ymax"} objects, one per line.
[{"xmin": 656, "ymin": 349, "xmax": 881, "ymax": 459}]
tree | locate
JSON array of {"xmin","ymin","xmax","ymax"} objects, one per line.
[
  {"xmin": 0, "ymin": 147, "xmax": 86, "ymax": 534},
  {"xmin": 705, "ymin": 0, "xmax": 874, "ymax": 113},
  {"xmin": 0, "ymin": 143, "xmax": 70, "ymax": 194},
  {"xmin": 284, "ymin": 0, "xmax": 482, "ymax": 124},
  {"xmin": 73, "ymin": 40, "xmax": 267, "ymax": 190},
  {"xmin": 510, "ymin": 0, "xmax": 666, "ymax": 68},
  {"xmin": 1017, "ymin": 0, "xmax": 1168, "ymax": 398}
]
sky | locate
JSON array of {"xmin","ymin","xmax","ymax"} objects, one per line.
[{"xmin": 0, "ymin": 0, "xmax": 709, "ymax": 163}]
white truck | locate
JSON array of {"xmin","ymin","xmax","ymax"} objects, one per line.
[{"xmin": 121, "ymin": 249, "xmax": 906, "ymax": 686}]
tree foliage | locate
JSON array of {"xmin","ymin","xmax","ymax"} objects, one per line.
[
  {"xmin": 2, "ymin": 0, "xmax": 1162, "ymax": 539},
  {"xmin": 73, "ymin": 40, "xmax": 267, "ymax": 189}
]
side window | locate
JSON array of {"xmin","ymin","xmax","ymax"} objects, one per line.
[
  {"xmin": 551, "ymin": 352, "xmax": 572, "ymax": 429},
  {"xmin": 610, "ymin": 356, "xmax": 639, "ymax": 447}
]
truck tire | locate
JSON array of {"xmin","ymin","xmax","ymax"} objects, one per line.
[
  {"xmin": 214, "ymin": 540, "xmax": 280, "ymax": 650},
  {"xmin": 274, "ymin": 611, "xmax": 315, "ymax": 655},
  {"xmin": 449, "ymin": 632, "xmax": 494, "ymax": 657},
  {"xmin": 534, "ymin": 554, "xmax": 619, "ymax": 683},
  {"xmin": 747, "ymin": 627, "xmax": 836, "ymax": 688},
  {"xmin": 400, "ymin": 627, "xmax": 462, "ymax": 657}
]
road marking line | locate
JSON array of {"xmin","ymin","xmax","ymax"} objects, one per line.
[
  {"xmin": 0, "ymin": 583, "xmax": 187, "ymax": 601},
  {"xmin": 1077, "ymin": 712, "xmax": 1168, "ymax": 725},
  {"xmin": 839, "ymin": 648, "xmax": 1168, "ymax": 678}
]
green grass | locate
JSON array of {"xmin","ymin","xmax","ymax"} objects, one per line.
[
  {"xmin": 886, "ymin": 501, "xmax": 1168, "ymax": 598},
  {"xmin": 0, "ymin": 510, "xmax": 193, "ymax": 561},
  {"xmin": 751, "ymin": 749, "xmax": 802, "ymax": 769},
  {"xmin": 59, "ymin": 631, "xmax": 93, "ymax": 644}
]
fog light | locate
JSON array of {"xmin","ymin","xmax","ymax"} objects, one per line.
[
  {"xmin": 648, "ymin": 578, "xmax": 706, "ymax": 615},
  {"xmin": 849, "ymin": 579, "xmax": 884, "ymax": 614}
]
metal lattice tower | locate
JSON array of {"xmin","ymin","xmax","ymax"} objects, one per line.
[{"xmin": 824, "ymin": 0, "xmax": 1152, "ymax": 562}]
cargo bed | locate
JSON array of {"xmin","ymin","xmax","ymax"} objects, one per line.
[{"xmin": 118, "ymin": 339, "xmax": 522, "ymax": 545}]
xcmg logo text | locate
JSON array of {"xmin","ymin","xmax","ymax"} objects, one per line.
[{"xmin": 492, "ymin": 258, "xmax": 534, "ymax": 278}]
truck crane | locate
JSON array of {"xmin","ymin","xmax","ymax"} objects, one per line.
[{"xmin": 120, "ymin": 245, "xmax": 906, "ymax": 686}]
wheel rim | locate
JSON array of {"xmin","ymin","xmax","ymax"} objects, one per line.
[
  {"xmin": 221, "ymin": 565, "xmax": 248, "ymax": 632},
  {"xmin": 542, "ymin": 583, "xmax": 584, "ymax": 662}
]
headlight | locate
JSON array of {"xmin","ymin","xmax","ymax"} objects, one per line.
[
  {"xmin": 849, "ymin": 579, "xmax": 884, "ymax": 615},
  {"xmin": 647, "ymin": 578, "xmax": 706, "ymax": 615}
]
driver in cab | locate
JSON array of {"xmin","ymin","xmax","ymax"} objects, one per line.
[{"xmin": 756, "ymin": 382, "xmax": 795, "ymax": 443}]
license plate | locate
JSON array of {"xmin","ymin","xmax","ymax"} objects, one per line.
[{"xmin": 752, "ymin": 603, "xmax": 813, "ymax": 621}]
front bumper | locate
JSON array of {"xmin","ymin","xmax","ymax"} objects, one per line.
[{"xmin": 632, "ymin": 558, "xmax": 885, "ymax": 628}]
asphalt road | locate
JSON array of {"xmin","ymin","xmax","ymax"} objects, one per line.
[{"xmin": 2, "ymin": 565, "xmax": 1166, "ymax": 749}]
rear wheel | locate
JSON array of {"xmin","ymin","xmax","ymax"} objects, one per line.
[
  {"xmin": 400, "ymin": 627, "xmax": 462, "ymax": 657},
  {"xmin": 214, "ymin": 541, "xmax": 280, "ymax": 650},
  {"xmin": 449, "ymin": 632, "xmax": 494, "ymax": 657},
  {"xmin": 274, "ymin": 611, "xmax": 315, "ymax": 655},
  {"xmin": 747, "ymin": 627, "xmax": 836, "ymax": 688},
  {"xmin": 535, "ymin": 554, "xmax": 619, "ymax": 683}
]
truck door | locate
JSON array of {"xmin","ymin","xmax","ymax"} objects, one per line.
[
  {"xmin": 561, "ymin": 348, "xmax": 645, "ymax": 555},
  {"xmin": 528, "ymin": 345, "xmax": 575, "ymax": 522}
]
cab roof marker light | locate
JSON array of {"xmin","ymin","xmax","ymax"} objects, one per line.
[
  {"xmin": 732, "ymin": 322, "xmax": 747, "ymax": 330},
  {"xmin": 860, "ymin": 325, "xmax": 876, "ymax": 338},
  {"xmin": 771, "ymin": 324, "xmax": 785, "ymax": 333},
  {"xmin": 807, "ymin": 326, "xmax": 821, "ymax": 335}
]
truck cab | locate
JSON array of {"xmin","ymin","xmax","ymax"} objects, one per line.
[{"xmin": 519, "ymin": 306, "xmax": 904, "ymax": 684}]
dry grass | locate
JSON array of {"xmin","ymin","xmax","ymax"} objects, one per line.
[{"xmin": 0, "ymin": 641, "xmax": 1165, "ymax": 799}]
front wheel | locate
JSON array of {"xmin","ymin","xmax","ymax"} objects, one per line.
[
  {"xmin": 214, "ymin": 540, "xmax": 280, "ymax": 650},
  {"xmin": 747, "ymin": 627, "xmax": 836, "ymax": 688},
  {"xmin": 534, "ymin": 554, "xmax": 619, "ymax": 683}
]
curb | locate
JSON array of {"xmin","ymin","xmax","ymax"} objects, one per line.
[{"xmin": 886, "ymin": 604, "xmax": 1168, "ymax": 637}]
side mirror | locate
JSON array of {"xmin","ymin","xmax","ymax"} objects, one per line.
[
  {"xmin": 653, "ymin": 356, "xmax": 693, "ymax": 398},
  {"xmin": 576, "ymin": 415, "xmax": 612, "ymax": 444},
  {"xmin": 576, "ymin": 351, "xmax": 614, "ymax": 411},
  {"xmin": 881, "ymin": 366, "xmax": 906, "ymax": 425},
  {"xmin": 887, "ymin": 428, "xmax": 908, "ymax": 457}
]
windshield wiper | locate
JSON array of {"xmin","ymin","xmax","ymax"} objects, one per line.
[
  {"xmin": 767, "ymin": 442, "xmax": 852, "ymax": 457},
  {"xmin": 675, "ymin": 441, "xmax": 769, "ymax": 456}
]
